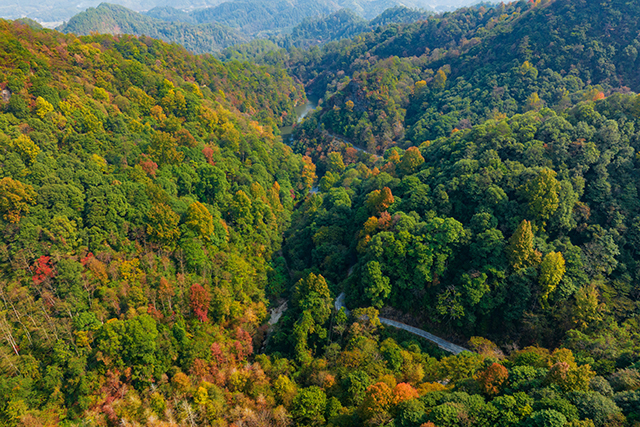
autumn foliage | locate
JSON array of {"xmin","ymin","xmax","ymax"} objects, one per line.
[
  {"xmin": 476, "ymin": 362, "xmax": 509, "ymax": 395},
  {"xmin": 189, "ymin": 284, "xmax": 211, "ymax": 322},
  {"xmin": 32, "ymin": 256, "xmax": 55, "ymax": 285}
]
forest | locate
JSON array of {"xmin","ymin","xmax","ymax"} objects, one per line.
[
  {"xmin": 2, "ymin": 0, "xmax": 640, "ymax": 425},
  {"xmin": 59, "ymin": 3, "xmax": 250, "ymax": 54},
  {"xmin": 61, "ymin": 4, "xmax": 434, "ymax": 55}
]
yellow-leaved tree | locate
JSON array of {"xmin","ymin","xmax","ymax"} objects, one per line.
[
  {"xmin": 10, "ymin": 134, "xmax": 40, "ymax": 164},
  {"xmin": 0, "ymin": 177, "xmax": 36, "ymax": 223},
  {"xmin": 35, "ymin": 96, "xmax": 54, "ymax": 118},
  {"xmin": 146, "ymin": 203, "xmax": 181, "ymax": 249},
  {"xmin": 538, "ymin": 251, "xmax": 566, "ymax": 306},
  {"xmin": 186, "ymin": 201, "xmax": 214, "ymax": 241},
  {"xmin": 506, "ymin": 219, "xmax": 541, "ymax": 270}
]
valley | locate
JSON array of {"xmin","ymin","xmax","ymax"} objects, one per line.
[{"xmin": 1, "ymin": 0, "xmax": 640, "ymax": 425}]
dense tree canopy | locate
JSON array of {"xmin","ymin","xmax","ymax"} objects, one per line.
[{"xmin": 3, "ymin": 1, "xmax": 640, "ymax": 425}]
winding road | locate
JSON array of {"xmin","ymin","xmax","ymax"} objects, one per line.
[
  {"xmin": 278, "ymin": 103, "xmax": 467, "ymax": 355},
  {"xmin": 334, "ymin": 292, "xmax": 469, "ymax": 355}
]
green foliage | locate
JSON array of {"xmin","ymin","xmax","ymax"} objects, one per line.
[
  {"xmin": 570, "ymin": 392, "xmax": 624, "ymax": 427},
  {"xmin": 520, "ymin": 169, "xmax": 560, "ymax": 224},
  {"xmin": 526, "ymin": 409, "xmax": 567, "ymax": 427},
  {"xmin": 5, "ymin": 1, "xmax": 640, "ymax": 425},
  {"xmin": 293, "ymin": 273, "xmax": 332, "ymax": 323},
  {"xmin": 292, "ymin": 386, "xmax": 327, "ymax": 425},
  {"xmin": 362, "ymin": 260, "xmax": 391, "ymax": 308}
]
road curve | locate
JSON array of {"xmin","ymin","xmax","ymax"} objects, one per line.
[{"xmin": 335, "ymin": 292, "xmax": 469, "ymax": 355}]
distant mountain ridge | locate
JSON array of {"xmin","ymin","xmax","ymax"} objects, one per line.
[
  {"xmin": 59, "ymin": 1, "xmax": 434, "ymax": 53},
  {"xmin": 59, "ymin": 3, "xmax": 248, "ymax": 53},
  {"xmin": 0, "ymin": 0, "xmax": 479, "ymax": 25},
  {"xmin": 218, "ymin": 6, "xmax": 434, "ymax": 61}
]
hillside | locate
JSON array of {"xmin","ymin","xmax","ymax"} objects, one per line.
[
  {"xmin": 4, "ymin": 1, "xmax": 640, "ymax": 426},
  {"xmin": 59, "ymin": 3, "xmax": 247, "ymax": 53},
  {"xmin": 219, "ymin": 6, "xmax": 432, "ymax": 61},
  {"xmin": 277, "ymin": 0, "xmax": 640, "ymax": 154},
  {"xmin": 0, "ymin": 19, "xmax": 312, "ymax": 424}
]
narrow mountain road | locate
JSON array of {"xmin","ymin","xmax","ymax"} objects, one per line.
[
  {"xmin": 334, "ymin": 292, "xmax": 469, "ymax": 355},
  {"xmin": 325, "ymin": 131, "xmax": 376, "ymax": 156}
]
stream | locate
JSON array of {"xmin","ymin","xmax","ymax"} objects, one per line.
[
  {"xmin": 280, "ymin": 97, "xmax": 317, "ymax": 142},
  {"xmin": 280, "ymin": 97, "xmax": 374, "ymax": 156}
]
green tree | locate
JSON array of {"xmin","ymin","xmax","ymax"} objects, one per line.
[
  {"xmin": 292, "ymin": 386, "xmax": 327, "ymax": 425},
  {"xmin": 293, "ymin": 273, "xmax": 332, "ymax": 323},
  {"xmin": 362, "ymin": 260, "xmax": 391, "ymax": 308},
  {"xmin": 571, "ymin": 392, "xmax": 624, "ymax": 427},
  {"xmin": 526, "ymin": 409, "xmax": 567, "ymax": 427}
]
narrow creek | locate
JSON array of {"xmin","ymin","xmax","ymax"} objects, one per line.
[
  {"xmin": 280, "ymin": 97, "xmax": 318, "ymax": 142},
  {"xmin": 280, "ymin": 96, "xmax": 373, "ymax": 157}
]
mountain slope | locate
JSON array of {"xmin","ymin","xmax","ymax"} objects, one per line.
[
  {"xmin": 454, "ymin": 0, "xmax": 640, "ymax": 88},
  {"xmin": 0, "ymin": 19, "xmax": 310, "ymax": 423},
  {"xmin": 280, "ymin": 0, "xmax": 640, "ymax": 154},
  {"xmin": 218, "ymin": 6, "xmax": 432, "ymax": 60},
  {"xmin": 59, "ymin": 3, "xmax": 247, "ymax": 53}
]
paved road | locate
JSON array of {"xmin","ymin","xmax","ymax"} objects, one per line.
[
  {"xmin": 326, "ymin": 132, "xmax": 375, "ymax": 156},
  {"xmin": 335, "ymin": 292, "xmax": 469, "ymax": 355}
]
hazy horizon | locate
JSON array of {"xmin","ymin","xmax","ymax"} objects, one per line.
[{"xmin": 0, "ymin": 0, "xmax": 490, "ymax": 28}]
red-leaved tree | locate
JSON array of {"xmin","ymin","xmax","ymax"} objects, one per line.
[
  {"xmin": 33, "ymin": 256, "xmax": 55, "ymax": 284},
  {"xmin": 189, "ymin": 284, "xmax": 210, "ymax": 322}
]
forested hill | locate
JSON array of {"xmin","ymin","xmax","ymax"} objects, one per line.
[
  {"xmin": 280, "ymin": 0, "xmax": 640, "ymax": 155},
  {"xmin": 60, "ymin": 2, "xmax": 434, "ymax": 54},
  {"xmin": 0, "ymin": 20, "xmax": 313, "ymax": 423},
  {"xmin": 455, "ymin": 0, "xmax": 640, "ymax": 89},
  {"xmin": 5, "ymin": 1, "xmax": 640, "ymax": 426},
  {"xmin": 59, "ymin": 3, "xmax": 248, "ymax": 54},
  {"xmin": 218, "ymin": 7, "xmax": 433, "ymax": 61}
]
